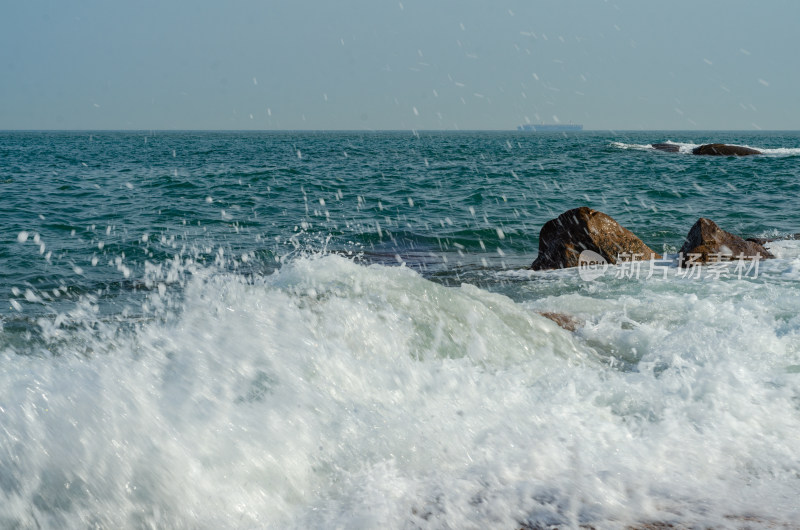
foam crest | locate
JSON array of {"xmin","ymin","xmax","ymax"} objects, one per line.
[
  {"xmin": 1, "ymin": 255, "xmax": 799, "ymax": 528},
  {"xmin": 609, "ymin": 141, "xmax": 654, "ymax": 151},
  {"xmin": 759, "ymin": 147, "xmax": 800, "ymax": 156},
  {"xmin": 0, "ymin": 256, "xmax": 583, "ymax": 527}
]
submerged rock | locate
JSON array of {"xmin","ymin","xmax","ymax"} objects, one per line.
[
  {"xmin": 531, "ymin": 207, "xmax": 661, "ymax": 270},
  {"xmin": 679, "ymin": 218, "xmax": 773, "ymax": 266},
  {"xmin": 537, "ymin": 311, "xmax": 583, "ymax": 332},
  {"xmin": 691, "ymin": 143, "xmax": 761, "ymax": 156},
  {"xmin": 746, "ymin": 233, "xmax": 800, "ymax": 246},
  {"xmin": 651, "ymin": 142, "xmax": 680, "ymax": 153}
]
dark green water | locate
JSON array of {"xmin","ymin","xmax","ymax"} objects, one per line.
[{"xmin": 3, "ymin": 131, "xmax": 798, "ymax": 308}]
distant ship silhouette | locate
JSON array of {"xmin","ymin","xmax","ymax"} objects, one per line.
[{"xmin": 517, "ymin": 123, "xmax": 583, "ymax": 132}]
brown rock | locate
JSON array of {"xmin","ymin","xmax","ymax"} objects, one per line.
[
  {"xmin": 537, "ymin": 311, "xmax": 583, "ymax": 332},
  {"xmin": 651, "ymin": 143, "xmax": 680, "ymax": 153},
  {"xmin": 679, "ymin": 218, "xmax": 774, "ymax": 267},
  {"xmin": 691, "ymin": 143, "xmax": 761, "ymax": 156},
  {"xmin": 746, "ymin": 237, "xmax": 775, "ymax": 246},
  {"xmin": 746, "ymin": 233, "xmax": 800, "ymax": 245},
  {"xmin": 531, "ymin": 207, "xmax": 661, "ymax": 270}
]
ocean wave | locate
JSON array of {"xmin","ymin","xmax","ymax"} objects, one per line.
[
  {"xmin": 3, "ymin": 131, "xmax": 800, "ymax": 527},
  {"xmin": 2, "ymin": 254, "xmax": 800, "ymax": 527}
]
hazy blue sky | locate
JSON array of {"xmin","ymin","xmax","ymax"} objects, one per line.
[{"xmin": 1, "ymin": 0, "xmax": 797, "ymax": 130}]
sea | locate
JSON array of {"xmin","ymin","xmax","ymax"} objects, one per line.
[{"xmin": 1, "ymin": 130, "xmax": 799, "ymax": 529}]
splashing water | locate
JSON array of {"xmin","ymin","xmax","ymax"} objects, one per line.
[{"xmin": 2, "ymin": 131, "xmax": 800, "ymax": 528}]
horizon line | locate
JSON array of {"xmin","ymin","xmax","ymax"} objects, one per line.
[{"xmin": 2, "ymin": 128, "xmax": 799, "ymax": 133}]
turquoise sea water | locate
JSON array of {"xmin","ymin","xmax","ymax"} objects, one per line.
[{"xmin": 2, "ymin": 131, "xmax": 800, "ymax": 528}]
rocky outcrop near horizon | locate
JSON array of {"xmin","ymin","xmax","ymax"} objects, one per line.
[
  {"xmin": 649, "ymin": 142, "xmax": 761, "ymax": 156},
  {"xmin": 692, "ymin": 143, "xmax": 761, "ymax": 156},
  {"xmin": 651, "ymin": 142, "xmax": 681, "ymax": 153}
]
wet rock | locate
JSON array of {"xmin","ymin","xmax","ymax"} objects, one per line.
[
  {"xmin": 537, "ymin": 311, "xmax": 583, "ymax": 332},
  {"xmin": 746, "ymin": 237, "xmax": 776, "ymax": 246},
  {"xmin": 746, "ymin": 233, "xmax": 800, "ymax": 245},
  {"xmin": 679, "ymin": 218, "xmax": 773, "ymax": 266},
  {"xmin": 691, "ymin": 143, "xmax": 761, "ymax": 156},
  {"xmin": 651, "ymin": 143, "xmax": 680, "ymax": 153},
  {"xmin": 531, "ymin": 207, "xmax": 661, "ymax": 270}
]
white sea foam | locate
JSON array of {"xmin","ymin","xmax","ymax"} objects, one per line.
[
  {"xmin": 1, "ymin": 254, "xmax": 800, "ymax": 527},
  {"xmin": 610, "ymin": 141, "xmax": 655, "ymax": 151},
  {"xmin": 665, "ymin": 141, "xmax": 700, "ymax": 153},
  {"xmin": 758, "ymin": 147, "xmax": 800, "ymax": 156},
  {"xmin": 611, "ymin": 140, "xmax": 701, "ymax": 153}
]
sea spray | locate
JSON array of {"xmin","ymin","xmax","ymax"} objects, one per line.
[
  {"xmin": 2, "ymin": 253, "xmax": 800, "ymax": 527},
  {"xmin": 2, "ymin": 131, "xmax": 800, "ymax": 527}
]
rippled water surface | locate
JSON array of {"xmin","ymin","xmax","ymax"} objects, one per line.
[{"xmin": 1, "ymin": 131, "xmax": 799, "ymax": 528}]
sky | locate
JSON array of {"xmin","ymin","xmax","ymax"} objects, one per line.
[{"xmin": 1, "ymin": 0, "xmax": 798, "ymax": 131}]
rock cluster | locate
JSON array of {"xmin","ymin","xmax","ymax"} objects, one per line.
[
  {"xmin": 531, "ymin": 207, "xmax": 775, "ymax": 270},
  {"xmin": 529, "ymin": 208, "xmax": 782, "ymax": 333},
  {"xmin": 650, "ymin": 142, "xmax": 761, "ymax": 156}
]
